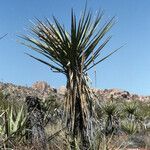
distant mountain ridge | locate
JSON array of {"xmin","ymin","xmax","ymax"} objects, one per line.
[{"xmin": 0, "ymin": 81, "xmax": 149, "ymax": 102}]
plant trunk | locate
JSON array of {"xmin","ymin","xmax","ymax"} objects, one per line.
[
  {"xmin": 73, "ymin": 96, "xmax": 90, "ymax": 149},
  {"xmin": 65, "ymin": 73, "xmax": 92, "ymax": 149}
]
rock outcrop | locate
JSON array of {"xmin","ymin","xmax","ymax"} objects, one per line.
[
  {"xmin": 94, "ymin": 88, "xmax": 150, "ymax": 102},
  {"xmin": 57, "ymin": 86, "xmax": 66, "ymax": 95},
  {"xmin": 32, "ymin": 81, "xmax": 50, "ymax": 92}
]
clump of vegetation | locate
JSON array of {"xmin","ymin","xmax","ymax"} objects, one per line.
[
  {"xmin": 41, "ymin": 94, "xmax": 63, "ymax": 125},
  {"xmin": 0, "ymin": 90, "xmax": 149, "ymax": 149}
]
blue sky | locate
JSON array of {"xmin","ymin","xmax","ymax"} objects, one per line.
[{"xmin": 0, "ymin": 0, "xmax": 150, "ymax": 95}]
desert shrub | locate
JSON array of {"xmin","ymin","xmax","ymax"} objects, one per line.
[{"xmin": 41, "ymin": 94, "xmax": 64, "ymax": 125}]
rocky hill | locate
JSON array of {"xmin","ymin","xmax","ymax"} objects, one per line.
[
  {"xmin": 0, "ymin": 81, "xmax": 150, "ymax": 102},
  {"xmin": 0, "ymin": 81, "xmax": 57, "ymax": 101}
]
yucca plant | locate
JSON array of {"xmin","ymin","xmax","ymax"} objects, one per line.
[
  {"xmin": 7, "ymin": 105, "xmax": 26, "ymax": 135},
  {"xmin": 0, "ymin": 94, "xmax": 27, "ymax": 148},
  {"xmin": 121, "ymin": 120, "xmax": 138, "ymax": 135},
  {"xmin": 122, "ymin": 101, "xmax": 139, "ymax": 121},
  {"xmin": 101, "ymin": 101, "xmax": 120, "ymax": 135},
  {"xmin": 21, "ymin": 7, "xmax": 119, "ymax": 147},
  {"xmin": 0, "ymin": 105, "xmax": 27, "ymax": 148}
]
